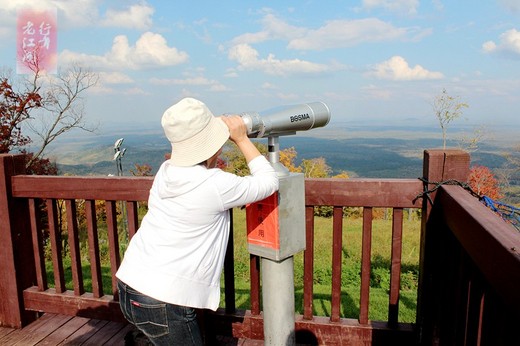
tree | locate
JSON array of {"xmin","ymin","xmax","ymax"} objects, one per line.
[
  {"xmin": 301, "ymin": 157, "xmax": 331, "ymax": 178},
  {"xmin": 23, "ymin": 151, "xmax": 58, "ymax": 175},
  {"xmin": 24, "ymin": 63, "xmax": 98, "ymax": 168},
  {"xmin": 279, "ymin": 147, "xmax": 302, "ymax": 173},
  {"xmin": 223, "ymin": 141, "xmax": 267, "ymax": 176},
  {"xmin": 223, "ymin": 141, "xmax": 341, "ymax": 181},
  {"xmin": 131, "ymin": 163, "xmax": 153, "ymax": 177},
  {"xmin": 433, "ymin": 88, "xmax": 468, "ymax": 149},
  {"xmin": 468, "ymin": 165, "xmax": 503, "ymax": 200},
  {"xmin": 0, "ymin": 77, "xmax": 42, "ymax": 152},
  {"xmin": 332, "ymin": 171, "xmax": 349, "ymax": 179},
  {"xmin": 503, "ymin": 144, "xmax": 520, "ymax": 179},
  {"xmin": 458, "ymin": 125, "xmax": 486, "ymax": 153},
  {"xmin": 1, "ymin": 49, "xmax": 98, "ymax": 171}
]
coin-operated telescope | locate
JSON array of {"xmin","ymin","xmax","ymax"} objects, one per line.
[
  {"xmin": 241, "ymin": 102, "xmax": 331, "ymax": 345},
  {"xmin": 242, "ymin": 102, "xmax": 331, "ymax": 260}
]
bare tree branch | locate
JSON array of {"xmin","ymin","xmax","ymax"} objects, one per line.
[{"xmin": 25, "ymin": 63, "xmax": 99, "ymax": 167}]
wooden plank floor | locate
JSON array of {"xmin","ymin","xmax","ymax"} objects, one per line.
[
  {"xmin": 0, "ymin": 313, "xmax": 262, "ymax": 345},
  {"xmin": 0, "ymin": 313, "xmax": 132, "ymax": 345}
]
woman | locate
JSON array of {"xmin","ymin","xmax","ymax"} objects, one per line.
[{"xmin": 116, "ymin": 97, "xmax": 279, "ymax": 345}]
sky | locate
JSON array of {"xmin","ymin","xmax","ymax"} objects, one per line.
[{"xmin": 1, "ymin": 0, "xmax": 520, "ymax": 137}]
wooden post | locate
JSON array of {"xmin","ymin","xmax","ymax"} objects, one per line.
[
  {"xmin": 0, "ymin": 154, "xmax": 37, "ymax": 327},
  {"xmin": 420, "ymin": 149, "xmax": 470, "ymax": 220},
  {"xmin": 416, "ymin": 149, "xmax": 470, "ymax": 344}
]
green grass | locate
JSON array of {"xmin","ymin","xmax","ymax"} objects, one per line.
[
  {"xmin": 46, "ymin": 262, "xmax": 114, "ymax": 293},
  {"xmin": 226, "ymin": 207, "xmax": 420, "ymax": 323},
  {"xmin": 221, "ymin": 280, "xmax": 417, "ymax": 323},
  {"xmin": 46, "ymin": 207, "xmax": 420, "ymax": 324}
]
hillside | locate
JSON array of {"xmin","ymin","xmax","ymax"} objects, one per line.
[{"xmin": 49, "ymin": 122, "xmax": 514, "ymax": 180}]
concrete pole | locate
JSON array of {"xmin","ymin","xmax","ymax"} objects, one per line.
[
  {"xmin": 262, "ymin": 136, "xmax": 295, "ymax": 345},
  {"xmin": 262, "ymin": 257, "xmax": 295, "ymax": 345}
]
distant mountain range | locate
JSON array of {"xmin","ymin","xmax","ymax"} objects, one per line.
[{"xmin": 49, "ymin": 122, "xmax": 516, "ymax": 180}]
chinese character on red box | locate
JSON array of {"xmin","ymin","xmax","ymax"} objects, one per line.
[
  {"xmin": 17, "ymin": 8, "xmax": 57, "ymax": 74},
  {"xmin": 246, "ymin": 192, "xmax": 280, "ymax": 250}
]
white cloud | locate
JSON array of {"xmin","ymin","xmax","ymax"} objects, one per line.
[
  {"xmin": 482, "ymin": 41, "xmax": 497, "ymax": 53},
  {"xmin": 499, "ymin": 0, "xmax": 520, "ymax": 13},
  {"xmin": 288, "ymin": 18, "xmax": 413, "ymax": 50},
  {"xmin": 230, "ymin": 14, "xmax": 429, "ymax": 51},
  {"xmin": 0, "ymin": 1, "xmax": 76, "ymax": 37},
  {"xmin": 0, "ymin": 0, "xmax": 99, "ymax": 28},
  {"xmin": 149, "ymin": 76, "xmax": 228, "ymax": 92},
  {"xmin": 361, "ymin": 84, "xmax": 393, "ymax": 99},
  {"xmin": 0, "ymin": 0, "xmax": 154, "ymax": 32},
  {"xmin": 482, "ymin": 29, "xmax": 520, "ymax": 58},
  {"xmin": 52, "ymin": 0, "xmax": 99, "ymax": 27},
  {"xmin": 209, "ymin": 84, "xmax": 229, "ymax": 92},
  {"xmin": 228, "ymin": 43, "xmax": 335, "ymax": 76},
  {"xmin": 90, "ymin": 72, "xmax": 143, "ymax": 95},
  {"xmin": 262, "ymin": 82, "xmax": 277, "ymax": 89},
  {"xmin": 90, "ymin": 84, "xmax": 149, "ymax": 96},
  {"xmin": 125, "ymin": 87, "xmax": 149, "ymax": 95},
  {"xmin": 277, "ymin": 92, "xmax": 299, "ymax": 101},
  {"xmin": 59, "ymin": 32, "xmax": 189, "ymax": 70},
  {"xmin": 367, "ymin": 56, "xmax": 444, "ymax": 80},
  {"xmin": 231, "ymin": 14, "xmax": 306, "ymax": 45},
  {"xmin": 363, "ymin": 0, "xmax": 420, "ymax": 15},
  {"xmin": 150, "ymin": 76, "xmax": 214, "ymax": 86},
  {"xmin": 180, "ymin": 88, "xmax": 198, "ymax": 98},
  {"xmin": 224, "ymin": 68, "xmax": 239, "ymax": 78},
  {"xmin": 99, "ymin": 72, "xmax": 134, "ymax": 84},
  {"xmin": 100, "ymin": 3, "xmax": 154, "ymax": 30}
]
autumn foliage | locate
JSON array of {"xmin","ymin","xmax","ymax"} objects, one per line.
[
  {"xmin": 22, "ymin": 151, "xmax": 58, "ymax": 175},
  {"xmin": 468, "ymin": 165, "xmax": 502, "ymax": 200},
  {"xmin": 130, "ymin": 163, "xmax": 153, "ymax": 177},
  {"xmin": 0, "ymin": 78, "xmax": 60, "ymax": 175},
  {"xmin": 279, "ymin": 147, "xmax": 302, "ymax": 173},
  {"xmin": 0, "ymin": 78, "xmax": 42, "ymax": 153}
]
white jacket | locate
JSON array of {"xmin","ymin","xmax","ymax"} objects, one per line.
[{"xmin": 116, "ymin": 155, "xmax": 278, "ymax": 310}]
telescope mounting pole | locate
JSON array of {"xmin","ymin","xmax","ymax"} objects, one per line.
[{"xmin": 262, "ymin": 135, "xmax": 296, "ymax": 345}]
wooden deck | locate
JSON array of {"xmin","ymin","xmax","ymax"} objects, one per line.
[
  {"xmin": 0, "ymin": 313, "xmax": 131, "ymax": 345},
  {"xmin": 0, "ymin": 313, "xmax": 262, "ymax": 346}
]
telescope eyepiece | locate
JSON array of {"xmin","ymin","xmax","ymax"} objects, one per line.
[{"xmin": 240, "ymin": 112, "xmax": 265, "ymax": 138}]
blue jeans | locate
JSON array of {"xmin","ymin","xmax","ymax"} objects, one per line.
[{"xmin": 117, "ymin": 280, "xmax": 203, "ymax": 345}]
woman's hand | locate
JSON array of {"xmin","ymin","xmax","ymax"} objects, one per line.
[
  {"xmin": 220, "ymin": 115, "xmax": 260, "ymax": 163},
  {"xmin": 220, "ymin": 115, "xmax": 248, "ymax": 145}
]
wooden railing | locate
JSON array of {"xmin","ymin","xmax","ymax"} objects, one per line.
[
  {"xmin": 10, "ymin": 175, "xmax": 153, "ymax": 322},
  {"xmin": 417, "ymin": 185, "xmax": 520, "ymax": 345},
  {"xmin": 1, "ymin": 149, "xmax": 519, "ymax": 345}
]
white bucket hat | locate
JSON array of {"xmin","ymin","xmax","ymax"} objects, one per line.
[{"xmin": 161, "ymin": 97, "xmax": 230, "ymax": 166}]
